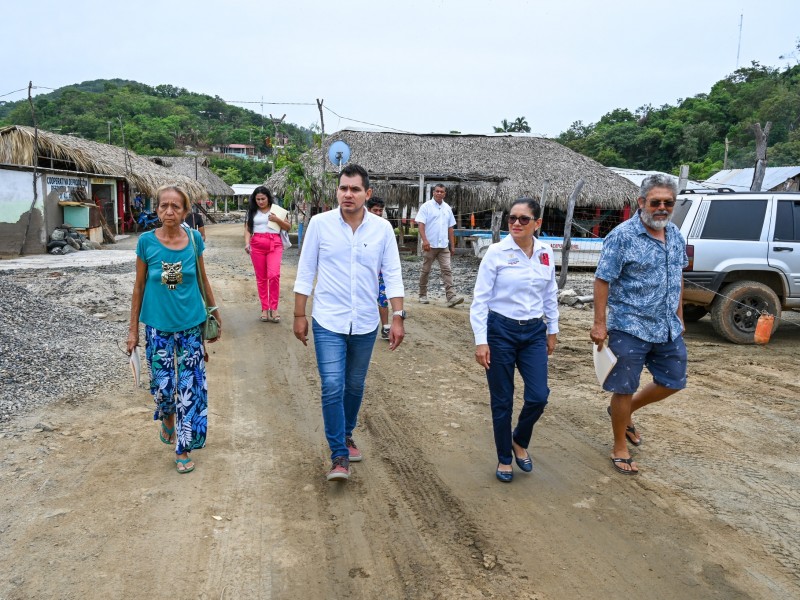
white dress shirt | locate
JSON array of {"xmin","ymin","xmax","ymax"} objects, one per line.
[
  {"xmin": 470, "ymin": 235, "xmax": 559, "ymax": 345},
  {"xmin": 415, "ymin": 199, "xmax": 455, "ymax": 248},
  {"xmin": 294, "ymin": 208, "xmax": 404, "ymax": 334}
]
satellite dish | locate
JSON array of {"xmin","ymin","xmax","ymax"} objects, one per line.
[{"xmin": 327, "ymin": 140, "xmax": 351, "ymax": 170}]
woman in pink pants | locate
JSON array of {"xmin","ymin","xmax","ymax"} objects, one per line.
[{"xmin": 244, "ymin": 186, "xmax": 290, "ymax": 322}]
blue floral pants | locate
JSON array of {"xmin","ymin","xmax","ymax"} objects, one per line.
[{"xmin": 145, "ymin": 324, "xmax": 208, "ymax": 455}]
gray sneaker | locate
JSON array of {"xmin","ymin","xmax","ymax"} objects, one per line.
[
  {"xmin": 419, "ymin": 296, "xmax": 429, "ymax": 304},
  {"xmin": 447, "ymin": 296, "xmax": 465, "ymax": 308}
]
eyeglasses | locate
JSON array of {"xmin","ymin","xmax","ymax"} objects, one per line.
[
  {"xmin": 647, "ymin": 200, "xmax": 676, "ymax": 208},
  {"xmin": 508, "ymin": 215, "xmax": 533, "ymax": 225}
]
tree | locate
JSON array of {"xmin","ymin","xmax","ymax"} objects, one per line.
[{"xmin": 492, "ymin": 116, "xmax": 531, "ymax": 133}]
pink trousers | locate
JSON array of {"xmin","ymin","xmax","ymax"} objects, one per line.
[{"xmin": 250, "ymin": 233, "xmax": 283, "ymax": 311}]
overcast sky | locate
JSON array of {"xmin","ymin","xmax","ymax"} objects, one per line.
[{"xmin": 4, "ymin": 0, "xmax": 799, "ymax": 137}]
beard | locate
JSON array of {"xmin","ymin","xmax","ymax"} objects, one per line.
[{"xmin": 640, "ymin": 209, "xmax": 672, "ymax": 230}]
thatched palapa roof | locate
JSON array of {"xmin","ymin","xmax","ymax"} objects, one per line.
[
  {"xmin": 147, "ymin": 155, "xmax": 234, "ymax": 197},
  {"xmin": 266, "ymin": 129, "xmax": 638, "ymax": 212},
  {"xmin": 0, "ymin": 125, "xmax": 207, "ymax": 200}
]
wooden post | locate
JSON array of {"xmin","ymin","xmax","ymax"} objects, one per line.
[
  {"xmin": 723, "ymin": 136, "xmax": 730, "ymax": 170},
  {"xmin": 416, "ymin": 174, "xmax": 425, "ymax": 255},
  {"xmin": 557, "ymin": 178, "xmax": 585, "ymax": 290},
  {"xmin": 491, "ymin": 210, "xmax": 503, "ymax": 243},
  {"xmin": 751, "ymin": 122, "xmax": 772, "ymax": 192},
  {"xmin": 537, "ymin": 180, "xmax": 549, "ymax": 236},
  {"xmin": 677, "ymin": 165, "xmax": 689, "ymax": 193}
]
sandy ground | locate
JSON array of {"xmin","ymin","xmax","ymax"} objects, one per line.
[{"xmin": 1, "ymin": 223, "xmax": 799, "ymax": 600}]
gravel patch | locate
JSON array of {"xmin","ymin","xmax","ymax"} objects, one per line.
[{"xmin": 0, "ymin": 275, "xmax": 129, "ymax": 424}]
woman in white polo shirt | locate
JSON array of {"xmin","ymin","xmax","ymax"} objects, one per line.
[{"xmin": 470, "ymin": 198, "xmax": 559, "ymax": 483}]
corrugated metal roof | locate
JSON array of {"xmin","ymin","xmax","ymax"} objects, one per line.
[
  {"xmin": 609, "ymin": 167, "xmax": 712, "ymax": 191},
  {"xmin": 231, "ymin": 183, "xmax": 260, "ymax": 196},
  {"xmin": 704, "ymin": 166, "xmax": 800, "ymax": 191}
]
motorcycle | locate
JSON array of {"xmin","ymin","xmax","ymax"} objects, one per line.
[{"xmin": 136, "ymin": 210, "xmax": 160, "ymax": 231}]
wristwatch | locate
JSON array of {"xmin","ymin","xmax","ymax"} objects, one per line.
[{"xmin": 392, "ymin": 310, "xmax": 407, "ymax": 320}]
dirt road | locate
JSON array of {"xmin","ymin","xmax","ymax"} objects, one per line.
[{"xmin": 1, "ymin": 223, "xmax": 799, "ymax": 599}]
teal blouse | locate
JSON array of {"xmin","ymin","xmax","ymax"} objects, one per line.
[{"xmin": 136, "ymin": 228, "xmax": 207, "ymax": 332}]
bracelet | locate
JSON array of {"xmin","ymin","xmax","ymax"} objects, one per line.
[{"xmin": 293, "ymin": 315, "xmax": 306, "ymax": 318}]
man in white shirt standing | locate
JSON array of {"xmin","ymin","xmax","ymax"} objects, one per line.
[
  {"xmin": 416, "ymin": 183, "xmax": 464, "ymax": 307},
  {"xmin": 293, "ymin": 164, "xmax": 406, "ymax": 482}
]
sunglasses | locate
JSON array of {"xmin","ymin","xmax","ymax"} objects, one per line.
[
  {"xmin": 647, "ymin": 200, "xmax": 676, "ymax": 208},
  {"xmin": 508, "ymin": 215, "xmax": 534, "ymax": 225}
]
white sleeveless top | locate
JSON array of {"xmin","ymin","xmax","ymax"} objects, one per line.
[{"xmin": 253, "ymin": 210, "xmax": 271, "ymax": 233}]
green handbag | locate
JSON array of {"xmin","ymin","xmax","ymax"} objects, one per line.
[{"xmin": 187, "ymin": 227, "xmax": 219, "ymax": 340}]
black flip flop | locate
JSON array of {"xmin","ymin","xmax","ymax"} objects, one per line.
[
  {"xmin": 611, "ymin": 456, "xmax": 639, "ymax": 475},
  {"xmin": 625, "ymin": 425, "xmax": 642, "ymax": 446},
  {"xmin": 607, "ymin": 406, "xmax": 642, "ymax": 446}
]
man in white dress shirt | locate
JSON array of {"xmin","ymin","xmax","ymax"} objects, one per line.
[
  {"xmin": 293, "ymin": 164, "xmax": 406, "ymax": 482},
  {"xmin": 416, "ymin": 184, "xmax": 464, "ymax": 307}
]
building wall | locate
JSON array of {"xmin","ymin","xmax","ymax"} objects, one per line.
[
  {"xmin": 0, "ymin": 167, "xmax": 96, "ymax": 255},
  {"xmin": 0, "ymin": 167, "xmax": 47, "ymax": 255}
]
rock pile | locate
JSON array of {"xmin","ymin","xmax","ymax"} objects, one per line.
[{"xmin": 47, "ymin": 225, "xmax": 102, "ymax": 255}]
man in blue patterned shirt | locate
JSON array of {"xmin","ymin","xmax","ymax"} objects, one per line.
[{"xmin": 591, "ymin": 174, "xmax": 688, "ymax": 475}]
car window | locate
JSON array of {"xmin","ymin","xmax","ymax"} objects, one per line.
[
  {"xmin": 701, "ymin": 200, "xmax": 767, "ymax": 240},
  {"xmin": 671, "ymin": 198, "xmax": 693, "ymax": 228},
  {"xmin": 774, "ymin": 200, "xmax": 800, "ymax": 242}
]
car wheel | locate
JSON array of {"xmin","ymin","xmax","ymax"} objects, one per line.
[
  {"xmin": 682, "ymin": 305, "xmax": 708, "ymax": 322},
  {"xmin": 710, "ymin": 281, "xmax": 780, "ymax": 344}
]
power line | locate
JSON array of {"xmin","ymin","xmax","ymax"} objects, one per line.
[
  {"xmin": 1, "ymin": 85, "xmax": 57, "ymax": 99},
  {"xmin": 225, "ymin": 99, "xmax": 316, "ymax": 106},
  {"xmin": 323, "ymin": 105, "xmax": 412, "ymax": 133},
  {"xmin": 0, "ymin": 87, "xmax": 30, "ymax": 99}
]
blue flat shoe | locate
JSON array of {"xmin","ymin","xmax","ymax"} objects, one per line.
[
  {"xmin": 514, "ymin": 451, "xmax": 533, "ymax": 473},
  {"xmin": 496, "ymin": 465, "xmax": 513, "ymax": 483}
]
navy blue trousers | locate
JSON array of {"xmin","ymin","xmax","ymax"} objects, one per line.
[{"xmin": 485, "ymin": 311, "xmax": 550, "ymax": 465}]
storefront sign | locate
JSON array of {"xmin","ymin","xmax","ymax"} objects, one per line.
[{"xmin": 46, "ymin": 175, "xmax": 89, "ymax": 201}]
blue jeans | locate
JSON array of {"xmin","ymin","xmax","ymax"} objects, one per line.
[
  {"xmin": 485, "ymin": 311, "xmax": 550, "ymax": 465},
  {"xmin": 312, "ymin": 319, "xmax": 378, "ymax": 460}
]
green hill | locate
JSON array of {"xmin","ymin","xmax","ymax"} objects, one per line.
[
  {"xmin": 0, "ymin": 79, "xmax": 314, "ymax": 183},
  {"xmin": 556, "ymin": 62, "xmax": 800, "ymax": 179}
]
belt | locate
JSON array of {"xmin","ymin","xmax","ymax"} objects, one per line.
[{"xmin": 489, "ymin": 310, "xmax": 543, "ymax": 326}]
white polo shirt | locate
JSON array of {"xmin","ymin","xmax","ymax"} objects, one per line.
[
  {"xmin": 294, "ymin": 208, "xmax": 404, "ymax": 334},
  {"xmin": 415, "ymin": 199, "xmax": 455, "ymax": 248},
  {"xmin": 470, "ymin": 235, "xmax": 559, "ymax": 345}
]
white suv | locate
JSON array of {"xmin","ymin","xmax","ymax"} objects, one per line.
[{"xmin": 674, "ymin": 190, "xmax": 800, "ymax": 343}]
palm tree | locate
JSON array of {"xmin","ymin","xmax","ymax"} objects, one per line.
[
  {"xmin": 492, "ymin": 117, "xmax": 531, "ymax": 133},
  {"xmin": 493, "ymin": 119, "xmax": 512, "ymax": 133},
  {"xmin": 513, "ymin": 116, "xmax": 531, "ymax": 133}
]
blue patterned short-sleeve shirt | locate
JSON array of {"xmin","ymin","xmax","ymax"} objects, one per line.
[{"xmin": 595, "ymin": 211, "xmax": 688, "ymax": 343}]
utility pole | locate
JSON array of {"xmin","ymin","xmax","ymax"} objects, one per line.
[
  {"xmin": 736, "ymin": 13, "xmax": 743, "ymax": 68},
  {"xmin": 723, "ymin": 136, "xmax": 730, "ymax": 170},
  {"xmin": 269, "ymin": 113, "xmax": 286, "ymax": 148}
]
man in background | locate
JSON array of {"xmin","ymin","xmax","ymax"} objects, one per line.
[
  {"xmin": 184, "ymin": 202, "xmax": 206, "ymax": 241},
  {"xmin": 416, "ymin": 183, "xmax": 464, "ymax": 307},
  {"xmin": 367, "ymin": 196, "xmax": 391, "ymax": 340}
]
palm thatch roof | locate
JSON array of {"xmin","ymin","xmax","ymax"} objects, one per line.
[
  {"xmin": 147, "ymin": 155, "xmax": 234, "ymax": 197},
  {"xmin": 0, "ymin": 125, "xmax": 207, "ymax": 200},
  {"xmin": 265, "ymin": 129, "xmax": 638, "ymax": 212}
]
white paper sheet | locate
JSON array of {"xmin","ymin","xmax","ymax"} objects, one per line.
[
  {"xmin": 129, "ymin": 347, "xmax": 141, "ymax": 387},
  {"xmin": 593, "ymin": 342, "xmax": 617, "ymax": 386}
]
